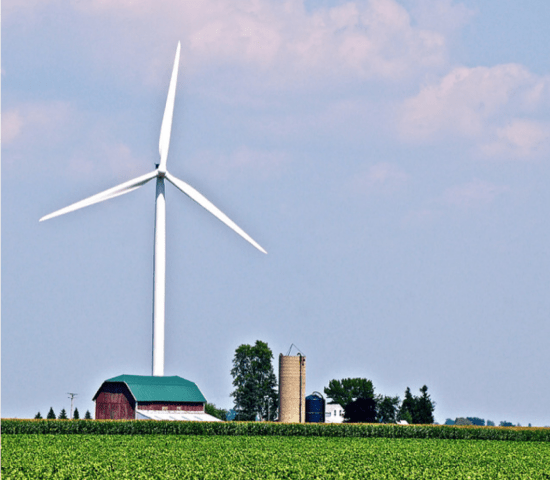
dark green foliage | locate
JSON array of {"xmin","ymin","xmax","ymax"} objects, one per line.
[
  {"xmin": 230, "ymin": 341, "xmax": 278, "ymax": 421},
  {"xmin": 487, "ymin": 420, "xmax": 495, "ymax": 426},
  {"xmin": 398, "ymin": 386, "xmax": 435, "ymax": 424},
  {"xmin": 376, "ymin": 395, "xmax": 400, "ymax": 424},
  {"xmin": 34, "ymin": 412, "xmax": 43, "ymax": 419},
  {"xmin": 205, "ymin": 403, "xmax": 229, "ymax": 421},
  {"xmin": 500, "ymin": 421, "xmax": 514, "ymax": 427},
  {"xmin": 445, "ymin": 418, "xmax": 455, "ymax": 425},
  {"xmin": 324, "ymin": 378, "xmax": 378, "ymax": 423},
  {"xmin": 46, "ymin": 408, "xmax": 56, "ymax": 420},
  {"xmin": 2, "ymin": 419, "xmax": 550, "ymax": 441},
  {"xmin": 345, "ymin": 397, "xmax": 377, "ymax": 423},
  {"xmin": 455, "ymin": 418, "xmax": 473, "ymax": 426},
  {"xmin": 73, "ymin": 408, "xmax": 80, "ymax": 420},
  {"xmin": 84, "ymin": 410, "xmax": 92, "ymax": 420},
  {"xmin": 398, "ymin": 387, "xmax": 415, "ymax": 423},
  {"xmin": 324, "ymin": 378, "xmax": 375, "ymax": 410},
  {"xmin": 58, "ymin": 409, "xmax": 68, "ymax": 420},
  {"xmin": 226, "ymin": 409, "xmax": 237, "ymax": 421},
  {"xmin": 415, "ymin": 386, "xmax": 435, "ymax": 424},
  {"xmin": 467, "ymin": 417, "xmax": 485, "ymax": 426}
]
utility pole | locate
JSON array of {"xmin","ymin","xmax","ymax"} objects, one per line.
[{"xmin": 67, "ymin": 392, "xmax": 78, "ymax": 419}]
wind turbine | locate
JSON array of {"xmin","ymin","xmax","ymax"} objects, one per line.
[{"xmin": 40, "ymin": 42, "xmax": 267, "ymax": 377}]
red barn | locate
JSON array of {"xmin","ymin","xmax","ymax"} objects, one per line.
[{"xmin": 93, "ymin": 374, "xmax": 221, "ymax": 421}]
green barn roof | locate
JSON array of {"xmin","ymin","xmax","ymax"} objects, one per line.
[{"xmin": 93, "ymin": 374, "xmax": 206, "ymax": 403}]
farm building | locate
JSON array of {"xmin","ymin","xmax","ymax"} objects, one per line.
[
  {"xmin": 93, "ymin": 374, "xmax": 221, "ymax": 421},
  {"xmin": 325, "ymin": 403, "xmax": 345, "ymax": 423},
  {"xmin": 279, "ymin": 353, "xmax": 306, "ymax": 423}
]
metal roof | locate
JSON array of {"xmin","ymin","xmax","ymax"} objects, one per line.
[
  {"xmin": 136, "ymin": 409, "xmax": 222, "ymax": 422},
  {"xmin": 93, "ymin": 374, "xmax": 206, "ymax": 403}
]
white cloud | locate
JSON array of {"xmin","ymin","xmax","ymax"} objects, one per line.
[
  {"xmin": 404, "ymin": 0, "xmax": 474, "ymax": 36},
  {"xmin": 11, "ymin": 0, "xmax": 460, "ymax": 86},
  {"xmin": 2, "ymin": 101, "xmax": 146, "ymax": 180},
  {"xmin": 481, "ymin": 120, "xmax": 550, "ymax": 160},
  {"xmin": 1, "ymin": 102, "xmax": 72, "ymax": 148},
  {"xmin": 443, "ymin": 179, "xmax": 508, "ymax": 208},
  {"xmin": 398, "ymin": 64, "xmax": 550, "ymax": 159},
  {"xmin": 2, "ymin": 109, "xmax": 24, "ymax": 144},
  {"xmin": 400, "ymin": 64, "xmax": 536, "ymax": 139},
  {"xmin": 351, "ymin": 162, "xmax": 409, "ymax": 194}
]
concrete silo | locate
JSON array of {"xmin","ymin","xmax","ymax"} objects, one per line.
[{"xmin": 278, "ymin": 353, "xmax": 306, "ymax": 423}]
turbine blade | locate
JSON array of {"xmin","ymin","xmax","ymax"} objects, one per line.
[
  {"xmin": 40, "ymin": 170, "xmax": 158, "ymax": 222},
  {"xmin": 165, "ymin": 171, "xmax": 267, "ymax": 254},
  {"xmin": 158, "ymin": 42, "xmax": 181, "ymax": 173}
]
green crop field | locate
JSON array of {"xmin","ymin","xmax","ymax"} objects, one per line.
[{"xmin": 3, "ymin": 434, "xmax": 550, "ymax": 479}]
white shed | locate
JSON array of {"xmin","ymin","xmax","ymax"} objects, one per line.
[{"xmin": 325, "ymin": 403, "xmax": 344, "ymax": 423}]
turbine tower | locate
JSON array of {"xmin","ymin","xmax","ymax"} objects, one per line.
[{"xmin": 40, "ymin": 42, "xmax": 267, "ymax": 376}]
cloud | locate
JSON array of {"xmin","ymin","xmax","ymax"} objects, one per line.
[
  {"xmin": 2, "ymin": 109, "xmax": 24, "ymax": 144},
  {"xmin": 351, "ymin": 162, "xmax": 409, "ymax": 195},
  {"xmin": 404, "ymin": 0, "xmax": 474, "ymax": 36},
  {"xmin": 398, "ymin": 64, "xmax": 550, "ymax": 159},
  {"xmin": 1, "ymin": 101, "xmax": 72, "ymax": 148},
  {"xmin": 443, "ymin": 179, "xmax": 508, "ymax": 208},
  {"xmin": 481, "ymin": 120, "xmax": 550, "ymax": 160},
  {"xmin": 7, "ymin": 0, "xmax": 461, "ymax": 86},
  {"xmin": 2, "ymin": 101, "xmax": 145, "ymax": 180}
]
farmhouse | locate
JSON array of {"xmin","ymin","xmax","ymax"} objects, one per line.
[
  {"xmin": 325, "ymin": 403, "xmax": 344, "ymax": 423},
  {"xmin": 93, "ymin": 374, "xmax": 221, "ymax": 421}
]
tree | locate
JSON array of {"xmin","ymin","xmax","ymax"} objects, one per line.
[
  {"xmin": 324, "ymin": 378, "xmax": 377, "ymax": 423},
  {"xmin": 467, "ymin": 417, "xmax": 485, "ymax": 426},
  {"xmin": 398, "ymin": 387, "xmax": 415, "ymax": 423},
  {"xmin": 205, "ymin": 403, "xmax": 228, "ymax": 421},
  {"xmin": 230, "ymin": 341, "xmax": 278, "ymax": 421},
  {"xmin": 226, "ymin": 409, "xmax": 237, "ymax": 421},
  {"xmin": 58, "ymin": 408, "xmax": 68, "ymax": 419},
  {"xmin": 500, "ymin": 421, "xmax": 514, "ymax": 427},
  {"xmin": 455, "ymin": 417, "xmax": 473, "ymax": 426},
  {"xmin": 324, "ymin": 378, "xmax": 375, "ymax": 408},
  {"xmin": 398, "ymin": 386, "xmax": 435, "ymax": 424},
  {"xmin": 376, "ymin": 395, "xmax": 400, "ymax": 423},
  {"xmin": 47, "ymin": 407, "xmax": 56, "ymax": 420},
  {"xmin": 34, "ymin": 412, "xmax": 43, "ymax": 419},
  {"xmin": 487, "ymin": 420, "xmax": 495, "ymax": 427},
  {"xmin": 73, "ymin": 408, "xmax": 80, "ymax": 420},
  {"xmin": 345, "ymin": 397, "xmax": 377, "ymax": 423},
  {"xmin": 415, "ymin": 385, "xmax": 435, "ymax": 424},
  {"xmin": 84, "ymin": 410, "xmax": 92, "ymax": 420}
]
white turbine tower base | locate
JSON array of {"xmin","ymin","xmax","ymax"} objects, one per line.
[{"xmin": 40, "ymin": 42, "xmax": 267, "ymax": 377}]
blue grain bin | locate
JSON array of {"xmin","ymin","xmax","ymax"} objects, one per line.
[{"xmin": 305, "ymin": 392, "xmax": 325, "ymax": 423}]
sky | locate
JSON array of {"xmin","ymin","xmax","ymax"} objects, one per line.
[{"xmin": 2, "ymin": 0, "xmax": 550, "ymax": 426}]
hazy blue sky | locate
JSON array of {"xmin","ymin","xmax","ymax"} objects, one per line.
[{"xmin": 3, "ymin": 0, "xmax": 549, "ymax": 425}]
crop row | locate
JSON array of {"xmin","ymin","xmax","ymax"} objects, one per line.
[
  {"xmin": 3, "ymin": 434, "xmax": 550, "ymax": 479},
  {"xmin": 2, "ymin": 419, "xmax": 549, "ymax": 441}
]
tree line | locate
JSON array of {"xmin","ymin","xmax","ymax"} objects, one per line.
[
  {"xmin": 324, "ymin": 378, "xmax": 435, "ymax": 424},
  {"xmin": 230, "ymin": 340, "xmax": 436, "ymax": 423},
  {"xmin": 35, "ymin": 408, "xmax": 92, "ymax": 420},
  {"xmin": 445, "ymin": 417, "xmax": 530, "ymax": 427}
]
